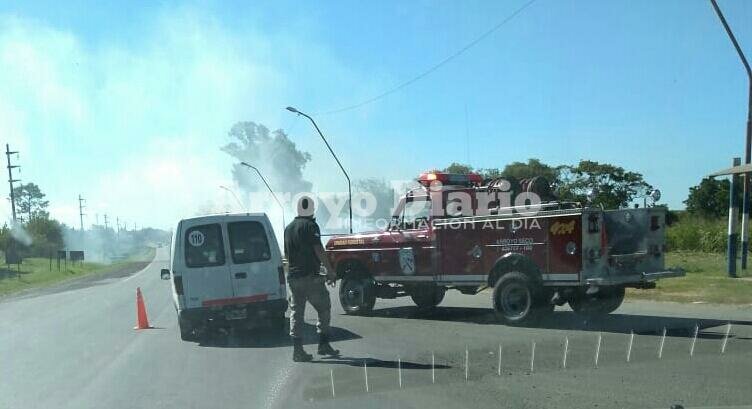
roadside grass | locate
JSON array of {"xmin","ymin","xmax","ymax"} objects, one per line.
[
  {"xmin": 0, "ymin": 247, "xmax": 156, "ymax": 297},
  {"xmin": 626, "ymin": 251, "xmax": 752, "ymax": 305}
]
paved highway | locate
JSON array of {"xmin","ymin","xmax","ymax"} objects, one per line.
[{"xmin": 2, "ymin": 247, "xmax": 751, "ymax": 409}]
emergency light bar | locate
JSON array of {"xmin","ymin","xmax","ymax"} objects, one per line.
[{"xmin": 417, "ymin": 171, "xmax": 483, "ymax": 187}]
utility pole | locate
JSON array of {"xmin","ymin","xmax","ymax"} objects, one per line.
[
  {"xmin": 711, "ymin": 0, "xmax": 752, "ymax": 270},
  {"xmin": 116, "ymin": 217, "xmax": 120, "ymax": 234},
  {"xmin": 5, "ymin": 144, "xmax": 20, "ymax": 223},
  {"xmin": 103, "ymin": 214, "xmax": 109, "ymax": 230},
  {"xmin": 78, "ymin": 195, "xmax": 86, "ymax": 231},
  {"xmin": 728, "ymin": 157, "xmax": 741, "ymax": 277}
]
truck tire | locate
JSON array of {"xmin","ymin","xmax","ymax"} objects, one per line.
[
  {"xmin": 178, "ymin": 316, "xmax": 198, "ymax": 342},
  {"xmin": 569, "ymin": 286, "xmax": 625, "ymax": 317},
  {"xmin": 409, "ymin": 286, "xmax": 446, "ymax": 311},
  {"xmin": 339, "ymin": 277, "xmax": 376, "ymax": 315},
  {"xmin": 492, "ymin": 272, "xmax": 551, "ymax": 326}
]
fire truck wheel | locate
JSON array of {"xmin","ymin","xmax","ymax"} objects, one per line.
[
  {"xmin": 492, "ymin": 272, "xmax": 549, "ymax": 326},
  {"xmin": 569, "ymin": 286, "xmax": 625, "ymax": 317},
  {"xmin": 409, "ymin": 286, "xmax": 446, "ymax": 311},
  {"xmin": 339, "ymin": 277, "xmax": 376, "ymax": 315}
]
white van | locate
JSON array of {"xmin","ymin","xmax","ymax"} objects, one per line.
[{"xmin": 161, "ymin": 213, "xmax": 287, "ymax": 341}]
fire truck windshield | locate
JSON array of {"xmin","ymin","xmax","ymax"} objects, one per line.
[{"xmin": 391, "ymin": 197, "xmax": 431, "ymax": 230}]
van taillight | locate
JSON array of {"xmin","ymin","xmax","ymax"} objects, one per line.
[
  {"xmin": 278, "ymin": 266, "xmax": 286, "ymax": 285},
  {"xmin": 174, "ymin": 276, "xmax": 184, "ymax": 295}
]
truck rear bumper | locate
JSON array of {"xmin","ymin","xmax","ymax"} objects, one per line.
[{"xmin": 585, "ymin": 268, "xmax": 685, "ymax": 286}]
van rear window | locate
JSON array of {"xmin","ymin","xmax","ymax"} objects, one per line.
[
  {"xmin": 228, "ymin": 221, "xmax": 271, "ymax": 264},
  {"xmin": 184, "ymin": 224, "xmax": 225, "ymax": 267}
]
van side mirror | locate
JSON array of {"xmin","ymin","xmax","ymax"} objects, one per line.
[{"xmin": 160, "ymin": 269, "xmax": 170, "ymax": 280}]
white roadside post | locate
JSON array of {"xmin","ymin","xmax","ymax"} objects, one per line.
[
  {"xmin": 690, "ymin": 324, "xmax": 699, "ymax": 358},
  {"xmin": 594, "ymin": 333, "xmax": 602, "ymax": 368},
  {"xmin": 497, "ymin": 344, "xmax": 503, "ymax": 376},
  {"xmin": 627, "ymin": 331, "xmax": 634, "ymax": 363},
  {"xmin": 658, "ymin": 327, "xmax": 667, "ymax": 359},
  {"xmin": 721, "ymin": 323, "xmax": 732, "ymax": 354}
]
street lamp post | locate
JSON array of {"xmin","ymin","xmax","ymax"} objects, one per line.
[
  {"xmin": 219, "ymin": 185, "xmax": 244, "ymax": 211},
  {"xmin": 286, "ymin": 106, "xmax": 353, "ymax": 234},
  {"xmin": 710, "ymin": 0, "xmax": 752, "ymax": 270},
  {"xmin": 240, "ymin": 162, "xmax": 286, "ymax": 232}
]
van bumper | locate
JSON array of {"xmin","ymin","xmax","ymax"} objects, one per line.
[{"xmin": 179, "ymin": 298, "xmax": 288, "ymax": 326}]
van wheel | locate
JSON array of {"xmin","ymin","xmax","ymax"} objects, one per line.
[
  {"xmin": 569, "ymin": 286, "xmax": 625, "ymax": 317},
  {"xmin": 492, "ymin": 272, "xmax": 550, "ymax": 326},
  {"xmin": 178, "ymin": 316, "xmax": 198, "ymax": 341},
  {"xmin": 339, "ymin": 277, "xmax": 376, "ymax": 315},
  {"xmin": 409, "ymin": 286, "xmax": 446, "ymax": 311}
]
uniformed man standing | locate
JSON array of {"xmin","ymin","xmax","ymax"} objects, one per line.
[{"xmin": 284, "ymin": 196, "xmax": 340, "ymax": 362}]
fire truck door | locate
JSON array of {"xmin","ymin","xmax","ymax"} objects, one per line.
[{"xmin": 392, "ymin": 197, "xmax": 434, "ymax": 278}]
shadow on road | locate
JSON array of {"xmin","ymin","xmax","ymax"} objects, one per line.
[
  {"xmin": 197, "ymin": 323, "xmax": 361, "ymax": 349},
  {"xmin": 368, "ymin": 306, "xmax": 752, "ymax": 340},
  {"xmin": 309, "ymin": 356, "xmax": 451, "ymax": 370}
]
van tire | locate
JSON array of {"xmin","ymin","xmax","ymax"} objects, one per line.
[
  {"xmin": 492, "ymin": 272, "xmax": 550, "ymax": 326},
  {"xmin": 339, "ymin": 277, "xmax": 376, "ymax": 315},
  {"xmin": 569, "ymin": 286, "xmax": 625, "ymax": 317},
  {"xmin": 178, "ymin": 316, "xmax": 197, "ymax": 342}
]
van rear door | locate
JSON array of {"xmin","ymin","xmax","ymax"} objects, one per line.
[
  {"xmin": 181, "ymin": 221, "xmax": 233, "ymax": 309},
  {"xmin": 227, "ymin": 219, "xmax": 281, "ymax": 302}
]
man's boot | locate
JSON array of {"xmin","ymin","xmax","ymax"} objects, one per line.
[
  {"xmin": 292, "ymin": 337, "xmax": 313, "ymax": 362},
  {"xmin": 317, "ymin": 333, "xmax": 340, "ymax": 356}
]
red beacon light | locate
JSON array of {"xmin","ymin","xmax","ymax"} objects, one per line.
[{"xmin": 417, "ymin": 171, "xmax": 482, "ymax": 187}]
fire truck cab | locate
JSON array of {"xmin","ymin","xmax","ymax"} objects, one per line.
[{"xmin": 325, "ymin": 171, "xmax": 684, "ymax": 325}]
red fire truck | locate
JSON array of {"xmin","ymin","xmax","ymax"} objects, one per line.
[{"xmin": 325, "ymin": 171, "xmax": 684, "ymax": 325}]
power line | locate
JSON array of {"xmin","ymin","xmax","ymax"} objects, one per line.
[{"xmin": 318, "ymin": 0, "xmax": 538, "ymax": 115}]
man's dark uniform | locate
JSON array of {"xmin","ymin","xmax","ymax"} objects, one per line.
[{"xmin": 284, "ymin": 216, "xmax": 332, "ymax": 342}]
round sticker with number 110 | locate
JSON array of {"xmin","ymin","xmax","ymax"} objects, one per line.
[{"xmin": 188, "ymin": 230, "xmax": 205, "ymax": 247}]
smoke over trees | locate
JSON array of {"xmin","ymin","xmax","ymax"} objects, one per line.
[{"xmin": 222, "ymin": 122, "xmax": 312, "ymax": 200}]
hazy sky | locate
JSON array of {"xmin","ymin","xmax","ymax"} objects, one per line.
[{"xmin": 0, "ymin": 0, "xmax": 750, "ymax": 230}]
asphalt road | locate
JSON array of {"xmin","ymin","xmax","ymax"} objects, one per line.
[{"xmin": 2, "ymin": 247, "xmax": 751, "ymax": 409}]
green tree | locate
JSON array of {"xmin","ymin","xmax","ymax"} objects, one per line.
[
  {"xmin": 557, "ymin": 160, "xmax": 652, "ymax": 209},
  {"xmin": 442, "ymin": 162, "xmax": 474, "ymax": 174},
  {"xmin": 684, "ymin": 177, "xmax": 737, "ymax": 219},
  {"xmin": 25, "ymin": 216, "xmax": 64, "ymax": 256},
  {"xmin": 13, "ymin": 183, "xmax": 49, "ymax": 222},
  {"xmin": 500, "ymin": 159, "xmax": 560, "ymax": 184}
]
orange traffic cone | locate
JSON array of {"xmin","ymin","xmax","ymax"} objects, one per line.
[{"xmin": 134, "ymin": 287, "xmax": 153, "ymax": 330}]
